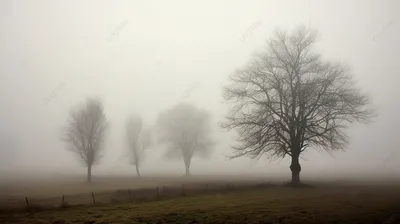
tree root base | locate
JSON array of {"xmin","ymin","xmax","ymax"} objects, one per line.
[{"xmin": 284, "ymin": 182, "xmax": 312, "ymax": 188}]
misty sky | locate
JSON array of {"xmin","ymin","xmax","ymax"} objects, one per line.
[{"xmin": 0, "ymin": 0, "xmax": 399, "ymax": 180}]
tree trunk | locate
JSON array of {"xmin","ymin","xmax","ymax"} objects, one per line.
[
  {"xmin": 290, "ymin": 154, "xmax": 301, "ymax": 185},
  {"xmin": 87, "ymin": 165, "xmax": 92, "ymax": 183},
  {"xmin": 183, "ymin": 154, "xmax": 192, "ymax": 177},
  {"xmin": 135, "ymin": 164, "xmax": 141, "ymax": 177},
  {"xmin": 185, "ymin": 164, "xmax": 191, "ymax": 176}
]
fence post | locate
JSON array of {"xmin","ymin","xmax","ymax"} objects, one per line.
[
  {"xmin": 91, "ymin": 192, "xmax": 96, "ymax": 204},
  {"xmin": 205, "ymin": 183, "xmax": 208, "ymax": 192},
  {"xmin": 25, "ymin": 197, "xmax": 29, "ymax": 207},
  {"xmin": 128, "ymin": 188, "xmax": 132, "ymax": 202}
]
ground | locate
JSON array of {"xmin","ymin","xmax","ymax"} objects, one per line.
[{"xmin": 1, "ymin": 180, "xmax": 400, "ymax": 224}]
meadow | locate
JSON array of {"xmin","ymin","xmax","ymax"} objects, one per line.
[{"xmin": 0, "ymin": 175, "xmax": 400, "ymax": 223}]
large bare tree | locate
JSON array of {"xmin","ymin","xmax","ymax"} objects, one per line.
[
  {"xmin": 62, "ymin": 98, "xmax": 108, "ymax": 182},
  {"xmin": 222, "ymin": 26, "xmax": 373, "ymax": 186},
  {"xmin": 125, "ymin": 115, "xmax": 152, "ymax": 177},
  {"xmin": 156, "ymin": 104, "xmax": 214, "ymax": 176}
]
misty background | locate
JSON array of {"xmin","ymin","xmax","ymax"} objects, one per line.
[{"xmin": 0, "ymin": 0, "xmax": 399, "ymax": 181}]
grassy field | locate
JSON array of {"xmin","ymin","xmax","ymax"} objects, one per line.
[
  {"xmin": 0, "ymin": 176, "xmax": 280, "ymax": 210},
  {"xmin": 0, "ymin": 174, "xmax": 275, "ymax": 209},
  {"xmin": 0, "ymin": 174, "xmax": 276, "ymax": 196},
  {"xmin": 1, "ymin": 182, "xmax": 400, "ymax": 224}
]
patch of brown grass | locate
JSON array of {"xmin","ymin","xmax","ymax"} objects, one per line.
[{"xmin": 1, "ymin": 184, "xmax": 400, "ymax": 224}]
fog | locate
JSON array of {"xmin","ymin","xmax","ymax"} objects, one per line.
[{"xmin": 0, "ymin": 0, "xmax": 399, "ymax": 182}]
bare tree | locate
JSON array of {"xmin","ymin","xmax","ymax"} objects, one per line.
[
  {"xmin": 62, "ymin": 98, "xmax": 108, "ymax": 183},
  {"xmin": 125, "ymin": 115, "xmax": 152, "ymax": 177},
  {"xmin": 222, "ymin": 26, "xmax": 374, "ymax": 186},
  {"xmin": 156, "ymin": 104, "xmax": 214, "ymax": 176}
]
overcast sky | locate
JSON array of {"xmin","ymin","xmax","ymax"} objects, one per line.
[{"xmin": 0, "ymin": 0, "xmax": 399, "ymax": 180}]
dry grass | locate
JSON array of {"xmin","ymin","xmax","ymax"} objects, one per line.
[
  {"xmin": 1, "ymin": 182, "xmax": 400, "ymax": 223},
  {"xmin": 1, "ymin": 175, "xmax": 400, "ymax": 223},
  {"xmin": 0, "ymin": 175, "xmax": 270, "ymax": 209}
]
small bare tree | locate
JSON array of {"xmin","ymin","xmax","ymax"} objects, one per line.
[
  {"xmin": 223, "ymin": 26, "xmax": 374, "ymax": 186},
  {"xmin": 62, "ymin": 98, "xmax": 108, "ymax": 182},
  {"xmin": 156, "ymin": 104, "xmax": 214, "ymax": 176},
  {"xmin": 125, "ymin": 115, "xmax": 152, "ymax": 177}
]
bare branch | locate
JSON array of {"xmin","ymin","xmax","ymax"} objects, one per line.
[
  {"xmin": 222, "ymin": 26, "xmax": 374, "ymax": 164},
  {"xmin": 156, "ymin": 103, "xmax": 215, "ymax": 175},
  {"xmin": 61, "ymin": 98, "xmax": 108, "ymax": 181}
]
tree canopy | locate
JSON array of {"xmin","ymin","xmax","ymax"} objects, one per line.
[
  {"xmin": 62, "ymin": 98, "xmax": 108, "ymax": 182},
  {"xmin": 222, "ymin": 26, "xmax": 373, "ymax": 185},
  {"xmin": 157, "ymin": 103, "xmax": 215, "ymax": 176}
]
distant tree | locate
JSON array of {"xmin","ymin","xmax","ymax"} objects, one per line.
[
  {"xmin": 156, "ymin": 104, "xmax": 214, "ymax": 176},
  {"xmin": 62, "ymin": 98, "xmax": 108, "ymax": 182},
  {"xmin": 222, "ymin": 26, "xmax": 373, "ymax": 186},
  {"xmin": 125, "ymin": 115, "xmax": 152, "ymax": 177}
]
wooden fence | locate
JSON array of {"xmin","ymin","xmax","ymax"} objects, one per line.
[{"xmin": 0, "ymin": 181, "xmax": 274, "ymax": 211}]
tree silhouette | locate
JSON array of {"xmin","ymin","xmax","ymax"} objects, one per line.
[
  {"xmin": 156, "ymin": 104, "xmax": 214, "ymax": 176},
  {"xmin": 222, "ymin": 26, "xmax": 373, "ymax": 186},
  {"xmin": 62, "ymin": 98, "xmax": 108, "ymax": 182},
  {"xmin": 125, "ymin": 115, "xmax": 152, "ymax": 177}
]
